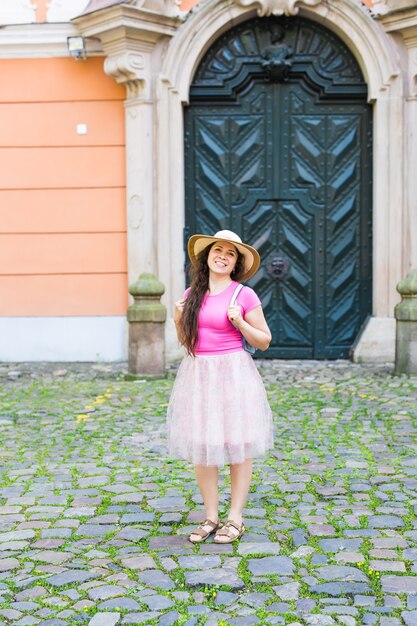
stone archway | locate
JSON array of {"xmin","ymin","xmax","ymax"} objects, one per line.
[
  {"xmin": 184, "ymin": 14, "xmax": 373, "ymax": 359},
  {"xmin": 158, "ymin": 0, "xmax": 404, "ymax": 361}
]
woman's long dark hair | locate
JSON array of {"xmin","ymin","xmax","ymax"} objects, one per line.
[{"xmin": 180, "ymin": 242, "xmax": 245, "ymax": 356}]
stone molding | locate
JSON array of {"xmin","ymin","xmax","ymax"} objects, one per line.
[
  {"xmin": 233, "ymin": 0, "xmax": 322, "ymax": 17},
  {"xmin": 382, "ymin": 14, "xmax": 417, "ymax": 99},
  {"xmin": 163, "ymin": 0, "xmax": 400, "ymax": 102},
  {"xmin": 377, "ymin": 5, "xmax": 417, "ymax": 277},
  {"xmin": 72, "ymin": 3, "xmax": 180, "ymax": 43},
  {"xmin": 73, "ymin": 3, "xmax": 180, "ymax": 98},
  {"xmin": 0, "ymin": 23, "xmax": 104, "ymax": 59},
  {"xmin": 380, "ymin": 5, "xmax": 417, "ymax": 34}
]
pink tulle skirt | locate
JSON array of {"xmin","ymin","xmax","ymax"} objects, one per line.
[{"xmin": 167, "ymin": 350, "xmax": 274, "ymax": 466}]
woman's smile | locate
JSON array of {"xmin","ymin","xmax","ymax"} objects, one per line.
[{"xmin": 208, "ymin": 243, "xmax": 238, "ymax": 275}]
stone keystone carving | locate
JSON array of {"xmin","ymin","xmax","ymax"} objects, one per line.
[{"xmin": 234, "ymin": 0, "xmax": 322, "ymax": 16}]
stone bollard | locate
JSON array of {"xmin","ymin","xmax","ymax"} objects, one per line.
[
  {"xmin": 395, "ymin": 268, "xmax": 417, "ymax": 375},
  {"xmin": 127, "ymin": 273, "xmax": 167, "ymax": 376}
]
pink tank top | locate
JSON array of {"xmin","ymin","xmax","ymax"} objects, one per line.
[{"xmin": 183, "ymin": 281, "xmax": 261, "ymax": 355}]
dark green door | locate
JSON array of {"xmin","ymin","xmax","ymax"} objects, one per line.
[{"xmin": 184, "ymin": 17, "xmax": 372, "ymax": 359}]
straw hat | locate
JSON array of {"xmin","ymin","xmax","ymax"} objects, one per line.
[{"xmin": 187, "ymin": 230, "xmax": 260, "ymax": 282}]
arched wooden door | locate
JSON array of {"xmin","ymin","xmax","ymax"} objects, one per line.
[{"xmin": 184, "ymin": 17, "xmax": 372, "ymax": 359}]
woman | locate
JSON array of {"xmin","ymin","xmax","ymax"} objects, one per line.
[{"xmin": 167, "ymin": 230, "xmax": 273, "ymax": 543}]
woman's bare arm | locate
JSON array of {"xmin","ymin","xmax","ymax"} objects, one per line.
[{"xmin": 228, "ymin": 304, "xmax": 271, "ymax": 351}]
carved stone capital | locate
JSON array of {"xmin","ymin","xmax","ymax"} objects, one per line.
[
  {"xmin": 234, "ymin": 0, "xmax": 322, "ymax": 17},
  {"xmin": 104, "ymin": 51, "xmax": 148, "ymax": 99},
  {"xmin": 73, "ymin": 2, "xmax": 180, "ymax": 100}
]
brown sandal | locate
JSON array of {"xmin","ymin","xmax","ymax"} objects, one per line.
[
  {"xmin": 214, "ymin": 519, "xmax": 245, "ymax": 543},
  {"xmin": 188, "ymin": 519, "xmax": 222, "ymax": 544}
]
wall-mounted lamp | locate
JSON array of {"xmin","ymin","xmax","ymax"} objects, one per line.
[{"xmin": 67, "ymin": 36, "xmax": 87, "ymax": 61}]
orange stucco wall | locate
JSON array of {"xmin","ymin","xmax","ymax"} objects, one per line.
[{"xmin": 0, "ymin": 57, "xmax": 127, "ymax": 317}]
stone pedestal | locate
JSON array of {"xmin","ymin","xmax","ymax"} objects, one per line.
[
  {"xmin": 394, "ymin": 269, "xmax": 417, "ymax": 375},
  {"xmin": 127, "ymin": 273, "xmax": 167, "ymax": 376}
]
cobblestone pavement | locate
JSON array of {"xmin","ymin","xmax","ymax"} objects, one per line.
[{"xmin": 0, "ymin": 360, "xmax": 417, "ymax": 626}]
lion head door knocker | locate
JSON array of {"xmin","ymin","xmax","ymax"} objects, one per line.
[
  {"xmin": 266, "ymin": 255, "xmax": 290, "ymax": 281},
  {"xmin": 261, "ymin": 24, "xmax": 293, "ymax": 82}
]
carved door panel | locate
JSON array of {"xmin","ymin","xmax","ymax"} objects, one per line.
[{"xmin": 184, "ymin": 16, "xmax": 372, "ymax": 358}]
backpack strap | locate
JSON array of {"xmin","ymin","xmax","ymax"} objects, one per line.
[
  {"xmin": 230, "ymin": 283, "xmax": 244, "ymax": 307},
  {"xmin": 229, "ymin": 284, "xmax": 256, "ymax": 355}
]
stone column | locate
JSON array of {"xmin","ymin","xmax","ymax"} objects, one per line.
[
  {"xmin": 128, "ymin": 273, "xmax": 167, "ymax": 375},
  {"xmin": 401, "ymin": 27, "xmax": 417, "ymax": 271},
  {"xmin": 394, "ymin": 269, "xmax": 417, "ymax": 375},
  {"xmin": 380, "ymin": 4, "xmax": 417, "ymax": 286},
  {"xmin": 104, "ymin": 47, "xmax": 157, "ymax": 284}
]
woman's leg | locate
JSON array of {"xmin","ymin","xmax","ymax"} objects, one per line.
[
  {"xmin": 215, "ymin": 458, "xmax": 252, "ymax": 542},
  {"xmin": 189, "ymin": 465, "xmax": 220, "ymax": 541},
  {"xmin": 229, "ymin": 458, "xmax": 253, "ymax": 523},
  {"xmin": 195, "ymin": 464, "xmax": 219, "ymax": 520}
]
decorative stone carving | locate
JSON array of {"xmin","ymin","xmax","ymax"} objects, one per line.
[
  {"xmin": 104, "ymin": 51, "xmax": 147, "ymax": 99},
  {"xmin": 261, "ymin": 23, "xmax": 292, "ymax": 81},
  {"xmin": 136, "ymin": 0, "xmax": 181, "ymax": 17},
  {"xmin": 47, "ymin": 0, "xmax": 90, "ymax": 22},
  {"xmin": 234, "ymin": 0, "xmax": 322, "ymax": 17},
  {"xmin": 0, "ymin": 0, "xmax": 36, "ymax": 24},
  {"xmin": 73, "ymin": 1, "xmax": 179, "ymax": 98}
]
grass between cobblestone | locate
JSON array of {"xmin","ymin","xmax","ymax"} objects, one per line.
[{"xmin": 0, "ymin": 361, "xmax": 416, "ymax": 625}]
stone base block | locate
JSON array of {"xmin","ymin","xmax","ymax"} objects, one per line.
[
  {"xmin": 395, "ymin": 321, "xmax": 417, "ymax": 374},
  {"xmin": 128, "ymin": 322, "xmax": 165, "ymax": 376},
  {"xmin": 352, "ymin": 317, "xmax": 396, "ymax": 363}
]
